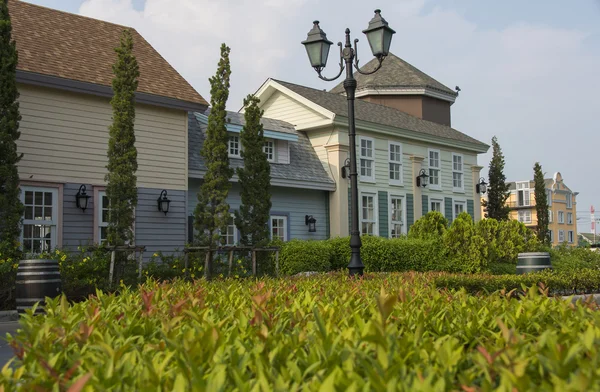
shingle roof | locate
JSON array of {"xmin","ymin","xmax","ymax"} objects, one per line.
[
  {"xmin": 188, "ymin": 113, "xmax": 335, "ymax": 188},
  {"xmin": 329, "ymin": 53, "xmax": 456, "ymax": 96},
  {"xmin": 579, "ymin": 233, "xmax": 600, "ymax": 245},
  {"xmin": 274, "ymin": 79, "xmax": 487, "ymax": 150},
  {"xmin": 8, "ymin": 0, "xmax": 207, "ymax": 106},
  {"xmin": 203, "ymin": 109, "xmax": 296, "ymax": 135}
]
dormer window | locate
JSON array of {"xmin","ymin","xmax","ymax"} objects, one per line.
[
  {"xmin": 263, "ymin": 140, "xmax": 274, "ymax": 162},
  {"xmin": 229, "ymin": 135, "xmax": 240, "ymax": 158}
]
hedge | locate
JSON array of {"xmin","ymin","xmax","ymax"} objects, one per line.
[{"xmin": 3, "ymin": 273, "xmax": 600, "ymax": 390}]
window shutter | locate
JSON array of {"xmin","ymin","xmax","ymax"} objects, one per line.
[
  {"xmin": 406, "ymin": 194, "xmax": 414, "ymax": 231},
  {"xmin": 422, "ymin": 195, "xmax": 428, "ymax": 217},
  {"xmin": 445, "ymin": 198, "xmax": 453, "ymax": 223},
  {"xmin": 378, "ymin": 191, "xmax": 388, "ymax": 237}
]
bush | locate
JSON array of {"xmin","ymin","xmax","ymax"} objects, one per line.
[
  {"xmin": 328, "ymin": 237, "xmax": 351, "ymax": 271},
  {"xmin": 550, "ymin": 245, "xmax": 600, "ymax": 272},
  {"xmin": 408, "ymin": 211, "xmax": 447, "ymax": 241},
  {"xmin": 4, "ymin": 273, "xmax": 600, "ymax": 390},
  {"xmin": 443, "ymin": 212, "xmax": 488, "ymax": 273},
  {"xmin": 278, "ymin": 239, "xmax": 331, "ymax": 275}
]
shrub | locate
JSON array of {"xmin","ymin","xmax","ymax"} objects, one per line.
[
  {"xmin": 4, "ymin": 273, "xmax": 600, "ymax": 391},
  {"xmin": 494, "ymin": 219, "xmax": 541, "ymax": 263},
  {"xmin": 443, "ymin": 212, "xmax": 488, "ymax": 273},
  {"xmin": 550, "ymin": 245, "xmax": 600, "ymax": 272},
  {"xmin": 278, "ymin": 239, "xmax": 331, "ymax": 275},
  {"xmin": 408, "ymin": 211, "xmax": 447, "ymax": 241},
  {"xmin": 328, "ymin": 237, "xmax": 350, "ymax": 271}
]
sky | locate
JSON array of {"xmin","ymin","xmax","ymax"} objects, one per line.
[{"xmin": 24, "ymin": 0, "xmax": 600, "ymax": 232}]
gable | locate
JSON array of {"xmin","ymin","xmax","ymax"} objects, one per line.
[{"xmin": 260, "ymin": 90, "xmax": 330, "ymax": 129}]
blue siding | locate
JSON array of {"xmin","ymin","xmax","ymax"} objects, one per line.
[
  {"xmin": 378, "ymin": 191, "xmax": 388, "ymax": 237},
  {"xmin": 62, "ymin": 183, "xmax": 94, "ymax": 250},
  {"xmin": 188, "ymin": 180, "xmax": 329, "ymax": 241},
  {"xmin": 445, "ymin": 197, "xmax": 453, "ymax": 223},
  {"xmin": 422, "ymin": 195, "xmax": 428, "ymax": 217},
  {"xmin": 406, "ymin": 194, "xmax": 414, "ymax": 231},
  {"xmin": 467, "ymin": 199, "xmax": 475, "ymax": 220},
  {"xmin": 325, "ymin": 192, "xmax": 330, "ymax": 239}
]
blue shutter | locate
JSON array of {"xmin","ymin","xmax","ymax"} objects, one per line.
[
  {"xmin": 406, "ymin": 194, "xmax": 414, "ymax": 231},
  {"xmin": 378, "ymin": 191, "xmax": 388, "ymax": 237},
  {"xmin": 445, "ymin": 197, "xmax": 453, "ymax": 223},
  {"xmin": 467, "ymin": 199, "xmax": 475, "ymax": 221},
  {"xmin": 422, "ymin": 195, "xmax": 429, "ymax": 217}
]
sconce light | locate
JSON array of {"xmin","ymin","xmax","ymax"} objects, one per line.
[
  {"xmin": 341, "ymin": 158, "xmax": 351, "ymax": 179},
  {"xmin": 75, "ymin": 184, "xmax": 91, "ymax": 212},
  {"xmin": 157, "ymin": 190, "xmax": 171, "ymax": 216},
  {"xmin": 476, "ymin": 177, "xmax": 488, "ymax": 194},
  {"xmin": 416, "ymin": 169, "xmax": 429, "ymax": 188},
  {"xmin": 305, "ymin": 215, "xmax": 317, "ymax": 233}
]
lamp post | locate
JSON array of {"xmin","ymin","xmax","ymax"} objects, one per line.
[{"xmin": 302, "ymin": 10, "xmax": 395, "ymax": 276}]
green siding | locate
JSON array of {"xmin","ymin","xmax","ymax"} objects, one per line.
[
  {"xmin": 445, "ymin": 197, "xmax": 453, "ymax": 223},
  {"xmin": 406, "ymin": 194, "xmax": 414, "ymax": 231},
  {"xmin": 467, "ymin": 199, "xmax": 475, "ymax": 221},
  {"xmin": 422, "ymin": 195, "xmax": 428, "ymax": 217},
  {"xmin": 378, "ymin": 191, "xmax": 388, "ymax": 237}
]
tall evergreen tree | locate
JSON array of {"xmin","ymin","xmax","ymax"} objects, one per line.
[
  {"xmin": 0, "ymin": 0, "xmax": 24, "ymax": 255},
  {"xmin": 482, "ymin": 136, "xmax": 510, "ymax": 220},
  {"xmin": 533, "ymin": 162, "xmax": 549, "ymax": 244},
  {"xmin": 235, "ymin": 95, "xmax": 271, "ymax": 247},
  {"xmin": 194, "ymin": 44, "xmax": 233, "ymax": 247},
  {"xmin": 105, "ymin": 29, "xmax": 139, "ymax": 246}
]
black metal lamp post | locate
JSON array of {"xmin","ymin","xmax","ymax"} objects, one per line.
[
  {"xmin": 75, "ymin": 184, "xmax": 91, "ymax": 212},
  {"xmin": 157, "ymin": 190, "xmax": 171, "ymax": 216},
  {"xmin": 302, "ymin": 10, "xmax": 395, "ymax": 276},
  {"xmin": 476, "ymin": 177, "xmax": 488, "ymax": 194}
]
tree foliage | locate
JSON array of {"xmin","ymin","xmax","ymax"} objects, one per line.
[
  {"xmin": 533, "ymin": 162, "xmax": 550, "ymax": 244},
  {"xmin": 105, "ymin": 29, "xmax": 139, "ymax": 246},
  {"xmin": 194, "ymin": 44, "xmax": 233, "ymax": 247},
  {"xmin": 234, "ymin": 95, "xmax": 272, "ymax": 247},
  {"xmin": 482, "ymin": 136, "xmax": 510, "ymax": 220},
  {"xmin": 408, "ymin": 211, "xmax": 448, "ymax": 241},
  {"xmin": 0, "ymin": 0, "xmax": 23, "ymax": 255}
]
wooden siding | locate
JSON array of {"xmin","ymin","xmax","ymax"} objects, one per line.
[
  {"xmin": 62, "ymin": 183, "xmax": 94, "ymax": 250},
  {"xmin": 16, "ymin": 84, "xmax": 188, "ymax": 191},
  {"xmin": 306, "ymin": 128, "xmax": 336, "ymax": 174},
  {"xmin": 187, "ymin": 180, "xmax": 329, "ymax": 241},
  {"xmin": 261, "ymin": 90, "xmax": 327, "ymax": 127}
]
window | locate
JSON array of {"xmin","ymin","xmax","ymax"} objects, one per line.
[
  {"xmin": 518, "ymin": 210, "xmax": 532, "ymax": 224},
  {"xmin": 568, "ymin": 231, "xmax": 574, "ymax": 244},
  {"xmin": 98, "ymin": 191, "xmax": 109, "ymax": 244},
  {"xmin": 453, "ymin": 200, "xmax": 465, "ymax": 220},
  {"xmin": 360, "ymin": 193, "xmax": 377, "ymax": 235},
  {"xmin": 229, "ymin": 135, "xmax": 240, "ymax": 157},
  {"xmin": 388, "ymin": 142, "xmax": 403, "ymax": 185},
  {"xmin": 516, "ymin": 182, "xmax": 531, "ymax": 207},
  {"xmin": 389, "ymin": 196, "xmax": 404, "ymax": 238},
  {"xmin": 270, "ymin": 215, "xmax": 287, "ymax": 242},
  {"xmin": 558, "ymin": 211, "xmax": 564, "ymax": 224},
  {"xmin": 223, "ymin": 214, "xmax": 238, "ymax": 246},
  {"xmin": 359, "ymin": 137, "xmax": 375, "ymax": 182},
  {"xmin": 549, "ymin": 230, "xmax": 553, "ymax": 243},
  {"xmin": 427, "ymin": 149, "xmax": 441, "ymax": 188},
  {"xmin": 558, "ymin": 230, "xmax": 565, "ymax": 243},
  {"xmin": 548, "ymin": 209, "xmax": 553, "ymax": 223},
  {"xmin": 566, "ymin": 193, "xmax": 573, "ymax": 208},
  {"xmin": 21, "ymin": 187, "xmax": 58, "ymax": 254},
  {"xmin": 430, "ymin": 198, "xmax": 443, "ymax": 214},
  {"xmin": 567, "ymin": 212, "xmax": 573, "ymax": 225},
  {"xmin": 452, "ymin": 153, "xmax": 463, "ymax": 191},
  {"xmin": 263, "ymin": 140, "xmax": 274, "ymax": 161},
  {"xmin": 547, "ymin": 190, "xmax": 552, "ymax": 206}
]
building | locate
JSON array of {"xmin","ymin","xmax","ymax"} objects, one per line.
[
  {"xmin": 251, "ymin": 54, "xmax": 489, "ymax": 237},
  {"xmin": 505, "ymin": 172, "xmax": 578, "ymax": 246}
]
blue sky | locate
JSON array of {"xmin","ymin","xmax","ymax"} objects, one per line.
[{"xmin": 22, "ymin": 0, "xmax": 600, "ymax": 228}]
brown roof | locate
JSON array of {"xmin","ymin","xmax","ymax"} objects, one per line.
[{"xmin": 8, "ymin": 0, "xmax": 207, "ymax": 106}]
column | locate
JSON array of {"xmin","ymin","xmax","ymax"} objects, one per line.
[{"xmin": 324, "ymin": 144, "xmax": 349, "ymax": 237}]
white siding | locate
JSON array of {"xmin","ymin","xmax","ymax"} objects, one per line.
[
  {"xmin": 261, "ymin": 91, "xmax": 327, "ymax": 127},
  {"xmin": 17, "ymin": 84, "xmax": 188, "ymax": 190},
  {"xmin": 306, "ymin": 128, "xmax": 335, "ymax": 174}
]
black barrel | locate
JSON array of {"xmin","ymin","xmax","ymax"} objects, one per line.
[
  {"xmin": 516, "ymin": 252, "xmax": 552, "ymax": 275},
  {"xmin": 15, "ymin": 259, "xmax": 62, "ymax": 314}
]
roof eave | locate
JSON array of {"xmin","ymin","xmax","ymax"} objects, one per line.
[{"xmin": 188, "ymin": 170, "xmax": 336, "ymax": 191}]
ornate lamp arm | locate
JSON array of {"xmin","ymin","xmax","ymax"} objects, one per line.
[
  {"xmin": 353, "ymin": 39, "xmax": 384, "ymax": 75},
  {"xmin": 315, "ymin": 42, "xmax": 345, "ymax": 81}
]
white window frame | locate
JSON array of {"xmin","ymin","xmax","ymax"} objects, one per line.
[
  {"xmin": 222, "ymin": 214, "xmax": 238, "ymax": 246},
  {"xmin": 359, "ymin": 137, "xmax": 375, "ymax": 183},
  {"xmin": 20, "ymin": 186, "xmax": 59, "ymax": 254},
  {"xmin": 548, "ymin": 209, "xmax": 553, "ymax": 223},
  {"xmin": 518, "ymin": 210, "xmax": 532, "ymax": 224},
  {"xmin": 558, "ymin": 230, "xmax": 565, "ymax": 243},
  {"xmin": 263, "ymin": 139, "xmax": 275, "ymax": 162},
  {"xmin": 568, "ymin": 230, "xmax": 574, "ymax": 244},
  {"xmin": 228, "ymin": 134, "xmax": 241, "ymax": 158},
  {"xmin": 360, "ymin": 191, "xmax": 378, "ymax": 236},
  {"xmin": 567, "ymin": 212, "xmax": 573, "ymax": 225},
  {"xmin": 98, "ymin": 190, "xmax": 109, "ymax": 244},
  {"xmin": 389, "ymin": 194, "xmax": 405, "ymax": 238},
  {"xmin": 453, "ymin": 199, "xmax": 466, "ymax": 220},
  {"xmin": 558, "ymin": 211, "xmax": 564, "ymax": 224},
  {"xmin": 566, "ymin": 193, "xmax": 573, "ymax": 208},
  {"xmin": 549, "ymin": 230, "xmax": 553, "ymax": 243},
  {"xmin": 547, "ymin": 190, "xmax": 552, "ymax": 206},
  {"xmin": 427, "ymin": 149, "xmax": 441, "ymax": 190},
  {"xmin": 430, "ymin": 198, "xmax": 444, "ymax": 215},
  {"xmin": 388, "ymin": 141, "xmax": 403, "ymax": 186},
  {"xmin": 270, "ymin": 215, "xmax": 288, "ymax": 242},
  {"xmin": 451, "ymin": 153, "xmax": 464, "ymax": 192},
  {"xmin": 516, "ymin": 182, "xmax": 531, "ymax": 207}
]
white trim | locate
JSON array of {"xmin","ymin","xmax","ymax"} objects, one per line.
[
  {"xmin": 568, "ymin": 230, "xmax": 574, "ymax": 244},
  {"xmin": 567, "ymin": 212, "xmax": 573, "ymax": 225},
  {"xmin": 427, "ymin": 149, "xmax": 441, "ymax": 190},
  {"xmin": 548, "ymin": 209, "xmax": 553, "ymax": 223},
  {"xmin": 388, "ymin": 193, "xmax": 406, "ymax": 237},
  {"xmin": 558, "ymin": 229, "xmax": 565, "ymax": 243},
  {"xmin": 228, "ymin": 134, "xmax": 241, "ymax": 158},
  {"xmin": 549, "ymin": 229, "xmax": 554, "ymax": 243},
  {"xmin": 354, "ymin": 87, "xmax": 457, "ymax": 103},
  {"xmin": 358, "ymin": 136, "xmax": 375, "ymax": 183},
  {"xmin": 388, "ymin": 141, "xmax": 403, "ymax": 186},
  {"xmin": 518, "ymin": 210, "xmax": 532, "ymax": 224},
  {"xmin": 429, "ymin": 197, "xmax": 444, "ymax": 216},
  {"xmin": 452, "ymin": 198, "xmax": 467, "ymax": 220},
  {"xmin": 547, "ymin": 189, "xmax": 553, "ymax": 206},
  {"xmin": 97, "ymin": 190, "xmax": 108, "ymax": 244},
  {"xmin": 263, "ymin": 139, "xmax": 275, "ymax": 162},
  {"xmin": 452, "ymin": 153, "xmax": 464, "ymax": 193},
  {"xmin": 270, "ymin": 215, "xmax": 288, "ymax": 242},
  {"xmin": 20, "ymin": 186, "xmax": 59, "ymax": 254},
  {"xmin": 566, "ymin": 193, "xmax": 573, "ymax": 208},
  {"xmin": 223, "ymin": 214, "xmax": 238, "ymax": 246},
  {"xmin": 558, "ymin": 211, "xmax": 565, "ymax": 224},
  {"xmin": 188, "ymin": 170, "xmax": 336, "ymax": 191},
  {"xmin": 359, "ymin": 191, "xmax": 378, "ymax": 236}
]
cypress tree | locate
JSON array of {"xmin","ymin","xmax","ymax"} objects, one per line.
[
  {"xmin": 105, "ymin": 29, "xmax": 139, "ymax": 246},
  {"xmin": 194, "ymin": 44, "xmax": 233, "ymax": 248},
  {"xmin": 0, "ymin": 0, "xmax": 24, "ymax": 255},
  {"xmin": 533, "ymin": 162, "xmax": 549, "ymax": 244},
  {"xmin": 482, "ymin": 136, "xmax": 510, "ymax": 220},
  {"xmin": 235, "ymin": 95, "xmax": 272, "ymax": 247}
]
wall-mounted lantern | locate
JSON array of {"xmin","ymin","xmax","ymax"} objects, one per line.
[
  {"xmin": 75, "ymin": 184, "xmax": 91, "ymax": 212},
  {"xmin": 305, "ymin": 215, "xmax": 317, "ymax": 232},
  {"xmin": 157, "ymin": 190, "xmax": 171, "ymax": 216},
  {"xmin": 341, "ymin": 158, "xmax": 351, "ymax": 179},
  {"xmin": 416, "ymin": 169, "xmax": 429, "ymax": 188},
  {"xmin": 476, "ymin": 177, "xmax": 488, "ymax": 194}
]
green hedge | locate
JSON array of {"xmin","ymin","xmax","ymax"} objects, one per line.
[{"xmin": 278, "ymin": 239, "xmax": 332, "ymax": 275}]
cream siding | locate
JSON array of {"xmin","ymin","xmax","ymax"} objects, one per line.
[
  {"xmin": 17, "ymin": 84, "xmax": 188, "ymax": 190},
  {"xmin": 261, "ymin": 90, "xmax": 327, "ymax": 127}
]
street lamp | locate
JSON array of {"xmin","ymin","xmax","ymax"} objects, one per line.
[{"xmin": 302, "ymin": 10, "xmax": 395, "ymax": 276}]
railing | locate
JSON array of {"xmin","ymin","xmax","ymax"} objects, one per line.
[{"xmin": 507, "ymin": 201, "xmax": 535, "ymax": 208}]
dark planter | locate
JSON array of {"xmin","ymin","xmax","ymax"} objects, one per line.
[
  {"xmin": 516, "ymin": 252, "xmax": 552, "ymax": 275},
  {"xmin": 15, "ymin": 259, "xmax": 62, "ymax": 314}
]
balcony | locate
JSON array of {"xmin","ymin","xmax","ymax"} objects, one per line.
[{"xmin": 507, "ymin": 201, "xmax": 535, "ymax": 209}]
